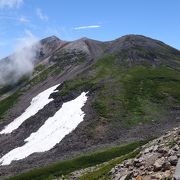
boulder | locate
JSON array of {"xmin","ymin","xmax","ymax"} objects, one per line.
[
  {"xmin": 153, "ymin": 157, "xmax": 165, "ymax": 171},
  {"xmin": 168, "ymin": 149, "xmax": 175, "ymax": 156},
  {"xmin": 173, "ymin": 144, "xmax": 179, "ymax": 151},
  {"xmin": 168, "ymin": 155, "xmax": 178, "ymax": 166},
  {"xmin": 124, "ymin": 159, "xmax": 133, "ymax": 168},
  {"xmin": 133, "ymin": 158, "xmax": 144, "ymax": 167},
  {"xmin": 151, "ymin": 173, "xmax": 163, "ymax": 179},
  {"xmin": 157, "ymin": 146, "xmax": 169, "ymax": 154},
  {"xmin": 162, "ymin": 160, "xmax": 171, "ymax": 171},
  {"xmin": 133, "ymin": 170, "xmax": 139, "ymax": 177}
]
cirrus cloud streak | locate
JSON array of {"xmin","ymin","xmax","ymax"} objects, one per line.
[
  {"xmin": 36, "ymin": 8, "xmax": 48, "ymax": 21},
  {"xmin": 73, "ymin": 25, "xmax": 101, "ymax": 30}
]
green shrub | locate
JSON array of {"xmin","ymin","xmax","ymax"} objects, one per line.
[
  {"xmin": 0, "ymin": 91, "xmax": 20, "ymax": 120},
  {"xmin": 6, "ymin": 140, "xmax": 149, "ymax": 180}
]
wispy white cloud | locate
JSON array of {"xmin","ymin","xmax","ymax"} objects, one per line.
[
  {"xmin": 0, "ymin": 0, "xmax": 23, "ymax": 8},
  {"xmin": 73, "ymin": 25, "xmax": 101, "ymax": 30},
  {"xmin": 19, "ymin": 16, "xmax": 29, "ymax": 23},
  {"xmin": 0, "ymin": 30, "xmax": 41, "ymax": 85},
  {"xmin": 36, "ymin": 8, "xmax": 48, "ymax": 21}
]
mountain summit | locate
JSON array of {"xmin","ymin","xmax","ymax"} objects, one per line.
[{"xmin": 0, "ymin": 35, "xmax": 179, "ymax": 179}]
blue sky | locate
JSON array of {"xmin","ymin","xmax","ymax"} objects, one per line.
[{"xmin": 0, "ymin": 0, "xmax": 180, "ymax": 58}]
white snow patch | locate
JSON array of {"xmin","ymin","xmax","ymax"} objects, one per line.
[
  {"xmin": 0, "ymin": 84, "xmax": 60, "ymax": 134},
  {"xmin": 0, "ymin": 92, "xmax": 88, "ymax": 166}
]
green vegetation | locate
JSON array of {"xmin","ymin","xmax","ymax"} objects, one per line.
[
  {"xmin": 30, "ymin": 66, "xmax": 54, "ymax": 86},
  {"xmin": 78, "ymin": 150, "xmax": 139, "ymax": 180},
  {"xmin": 0, "ymin": 75, "xmax": 29, "ymax": 96},
  {"xmin": 33, "ymin": 64, "xmax": 46, "ymax": 73},
  {"xmin": 59, "ymin": 79, "xmax": 95, "ymax": 97},
  {"xmin": 0, "ymin": 74, "xmax": 30, "ymax": 120},
  {"xmin": 0, "ymin": 91, "xmax": 20, "ymax": 120},
  {"xmin": 58, "ymin": 55, "xmax": 180, "ymax": 126},
  {"xmin": 120, "ymin": 66, "xmax": 180, "ymax": 125},
  {"xmin": 53, "ymin": 50, "xmax": 87, "ymax": 66},
  {"xmin": 6, "ymin": 140, "xmax": 148, "ymax": 180},
  {"xmin": 0, "ymin": 84, "xmax": 16, "ymax": 96},
  {"xmin": 92, "ymin": 100, "xmax": 108, "ymax": 118},
  {"xmin": 30, "ymin": 51, "xmax": 86, "ymax": 87},
  {"xmin": 30, "ymin": 65, "xmax": 62, "ymax": 86}
]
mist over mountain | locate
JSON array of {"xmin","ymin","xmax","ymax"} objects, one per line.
[{"xmin": 0, "ymin": 31, "xmax": 41, "ymax": 86}]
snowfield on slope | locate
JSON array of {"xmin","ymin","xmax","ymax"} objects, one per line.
[
  {"xmin": 0, "ymin": 92, "xmax": 88, "ymax": 165},
  {"xmin": 0, "ymin": 84, "xmax": 60, "ymax": 134}
]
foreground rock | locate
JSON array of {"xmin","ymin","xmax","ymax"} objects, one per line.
[{"xmin": 110, "ymin": 127, "xmax": 180, "ymax": 180}]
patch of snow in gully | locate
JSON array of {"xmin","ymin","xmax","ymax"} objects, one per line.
[
  {"xmin": 0, "ymin": 92, "xmax": 88, "ymax": 166},
  {"xmin": 0, "ymin": 84, "xmax": 60, "ymax": 134}
]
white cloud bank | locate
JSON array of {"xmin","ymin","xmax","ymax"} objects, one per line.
[
  {"xmin": 0, "ymin": 30, "xmax": 40, "ymax": 85},
  {"xmin": 0, "ymin": 0, "xmax": 23, "ymax": 8},
  {"xmin": 73, "ymin": 25, "xmax": 101, "ymax": 30},
  {"xmin": 0, "ymin": 84, "xmax": 59, "ymax": 134},
  {"xmin": 36, "ymin": 8, "xmax": 48, "ymax": 21},
  {"xmin": 0, "ymin": 92, "xmax": 88, "ymax": 165}
]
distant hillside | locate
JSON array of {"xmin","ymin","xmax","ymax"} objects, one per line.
[{"xmin": 0, "ymin": 34, "xmax": 179, "ymax": 179}]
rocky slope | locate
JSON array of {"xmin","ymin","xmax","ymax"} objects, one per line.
[
  {"xmin": 0, "ymin": 34, "xmax": 179, "ymax": 179},
  {"xmin": 110, "ymin": 127, "xmax": 180, "ymax": 179},
  {"xmin": 53, "ymin": 127, "xmax": 179, "ymax": 180}
]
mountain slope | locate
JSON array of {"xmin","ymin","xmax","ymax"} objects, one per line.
[{"xmin": 0, "ymin": 34, "xmax": 179, "ymax": 179}]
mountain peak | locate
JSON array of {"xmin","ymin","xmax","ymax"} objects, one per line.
[
  {"xmin": 0, "ymin": 34, "xmax": 180, "ymax": 179},
  {"xmin": 40, "ymin": 35, "xmax": 63, "ymax": 44},
  {"xmin": 79, "ymin": 37, "xmax": 89, "ymax": 41}
]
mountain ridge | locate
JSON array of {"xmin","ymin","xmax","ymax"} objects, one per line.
[{"xmin": 0, "ymin": 34, "xmax": 179, "ymax": 179}]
